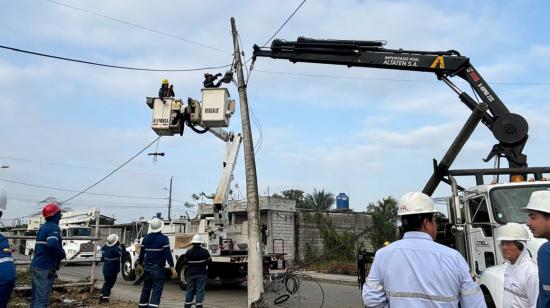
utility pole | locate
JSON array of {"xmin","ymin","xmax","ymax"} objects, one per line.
[
  {"xmin": 168, "ymin": 176, "xmax": 173, "ymax": 221},
  {"xmin": 231, "ymin": 17, "xmax": 263, "ymax": 307}
]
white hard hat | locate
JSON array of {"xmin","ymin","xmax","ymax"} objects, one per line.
[
  {"xmin": 397, "ymin": 192, "xmax": 438, "ymax": 216},
  {"xmin": 522, "ymin": 190, "xmax": 550, "ymax": 214},
  {"xmin": 191, "ymin": 234, "xmax": 203, "ymax": 244},
  {"xmin": 496, "ymin": 223, "xmax": 530, "ymax": 242},
  {"xmin": 148, "ymin": 218, "xmax": 164, "ymax": 233},
  {"xmin": 0, "ymin": 187, "xmax": 6, "ymax": 212},
  {"xmin": 106, "ymin": 234, "xmax": 119, "ymax": 247}
]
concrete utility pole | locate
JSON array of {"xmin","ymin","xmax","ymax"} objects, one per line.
[{"xmin": 230, "ymin": 17, "xmax": 263, "ymax": 307}]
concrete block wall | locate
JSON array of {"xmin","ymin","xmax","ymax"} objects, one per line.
[
  {"xmin": 267, "ymin": 211, "xmax": 295, "ymax": 265},
  {"xmin": 295, "ymin": 210, "xmax": 373, "ymax": 261}
]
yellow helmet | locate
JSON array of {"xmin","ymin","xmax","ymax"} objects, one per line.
[{"xmin": 162, "ymin": 79, "xmax": 169, "ymax": 85}]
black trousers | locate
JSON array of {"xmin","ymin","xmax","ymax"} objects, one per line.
[{"xmin": 100, "ymin": 275, "xmax": 117, "ymax": 298}]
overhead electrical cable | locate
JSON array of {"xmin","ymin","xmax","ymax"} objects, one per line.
[
  {"xmin": 43, "ymin": 0, "xmax": 230, "ymax": 54},
  {"xmin": 62, "ymin": 136, "xmax": 162, "ymax": 203},
  {"xmin": 0, "ymin": 44, "xmax": 231, "ymax": 72},
  {"xmin": 0, "ymin": 178, "xmax": 166, "ymax": 200},
  {"xmin": 262, "ymin": 0, "xmax": 307, "ymax": 47}
]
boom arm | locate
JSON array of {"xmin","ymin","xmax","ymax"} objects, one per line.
[{"xmin": 253, "ymin": 38, "xmax": 529, "ymax": 193}]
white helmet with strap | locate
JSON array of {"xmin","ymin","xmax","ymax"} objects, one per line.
[
  {"xmin": 148, "ymin": 217, "xmax": 164, "ymax": 233},
  {"xmin": 495, "ymin": 223, "xmax": 530, "ymax": 241},
  {"xmin": 522, "ymin": 190, "xmax": 550, "ymax": 214},
  {"xmin": 106, "ymin": 234, "xmax": 119, "ymax": 247},
  {"xmin": 397, "ymin": 192, "xmax": 438, "ymax": 216}
]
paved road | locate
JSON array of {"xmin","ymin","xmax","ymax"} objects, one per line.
[{"xmin": 58, "ymin": 264, "xmax": 363, "ymax": 307}]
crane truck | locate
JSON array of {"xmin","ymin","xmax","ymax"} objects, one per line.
[
  {"xmin": 122, "ymin": 87, "xmax": 285, "ymax": 287},
  {"xmin": 253, "ymin": 37, "xmax": 550, "ymax": 307}
]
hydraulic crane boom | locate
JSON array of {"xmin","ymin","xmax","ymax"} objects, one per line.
[{"xmin": 253, "ymin": 37, "xmax": 529, "ymax": 194}]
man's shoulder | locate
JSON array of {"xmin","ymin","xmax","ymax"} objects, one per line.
[{"xmin": 382, "ymin": 237, "xmax": 462, "ymax": 257}]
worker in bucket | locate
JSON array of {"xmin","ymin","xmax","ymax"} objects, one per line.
[
  {"xmin": 184, "ymin": 234, "xmax": 211, "ymax": 308},
  {"xmin": 495, "ymin": 223, "xmax": 538, "ymax": 307},
  {"xmin": 99, "ymin": 234, "xmax": 126, "ymax": 303},
  {"xmin": 137, "ymin": 217, "xmax": 176, "ymax": 308},
  {"xmin": 362, "ymin": 192, "xmax": 486, "ymax": 307},
  {"xmin": 0, "ymin": 187, "xmax": 16, "ymax": 308},
  {"xmin": 30, "ymin": 203, "xmax": 66, "ymax": 308},
  {"xmin": 523, "ymin": 190, "xmax": 550, "ymax": 307},
  {"xmin": 158, "ymin": 78, "xmax": 175, "ymax": 100}
]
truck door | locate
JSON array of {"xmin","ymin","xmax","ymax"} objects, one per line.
[{"xmin": 465, "ymin": 195, "xmax": 496, "ymax": 274}]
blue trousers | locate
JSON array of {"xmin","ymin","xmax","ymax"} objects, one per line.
[
  {"xmin": 30, "ymin": 266, "xmax": 56, "ymax": 308},
  {"xmin": 138, "ymin": 264, "xmax": 165, "ymax": 307},
  {"xmin": 185, "ymin": 274, "xmax": 207, "ymax": 308},
  {"xmin": 0, "ymin": 280, "xmax": 15, "ymax": 308},
  {"xmin": 100, "ymin": 275, "xmax": 117, "ymax": 299}
]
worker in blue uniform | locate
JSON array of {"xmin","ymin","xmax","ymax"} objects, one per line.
[
  {"xmin": 137, "ymin": 218, "xmax": 176, "ymax": 308},
  {"xmin": 99, "ymin": 233, "xmax": 126, "ymax": 303},
  {"xmin": 184, "ymin": 234, "xmax": 211, "ymax": 308},
  {"xmin": 362, "ymin": 192, "xmax": 486, "ymax": 307},
  {"xmin": 0, "ymin": 187, "xmax": 16, "ymax": 308},
  {"xmin": 524, "ymin": 190, "xmax": 550, "ymax": 308},
  {"xmin": 30, "ymin": 202, "xmax": 66, "ymax": 308}
]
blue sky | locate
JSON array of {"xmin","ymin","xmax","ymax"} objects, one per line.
[{"xmin": 1, "ymin": 0, "xmax": 550, "ymax": 223}]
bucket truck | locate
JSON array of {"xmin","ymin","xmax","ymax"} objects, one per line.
[
  {"xmin": 253, "ymin": 37, "xmax": 550, "ymax": 307},
  {"xmin": 122, "ymin": 87, "xmax": 285, "ymax": 287}
]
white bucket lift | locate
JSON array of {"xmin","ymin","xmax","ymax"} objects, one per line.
[
  {"xmin": 201, "ymin": 88, "xmax": 235, "ymax": 128},
  {"xmin": 146, "ymin": 97, "xmax": 184, "ymax": 136},
  {"xmin": 146, "ymin": 88, "xmax": 235, "ymax": 137}
]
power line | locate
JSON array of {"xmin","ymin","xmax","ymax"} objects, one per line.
[
  {"xmin": 62, "ymin": 136, "xmax": 162, "ymax": 203},
  {"xmin": 0, "ymin": 44, "xmax": 231, "ymax": 72},
  {"xmin": 262, "ymin": 0, "xmax": 307, "ymax": 47},
  {"xmin": 0, "ymin": 178, "xmax": 165, "ymax": 200},
  {"xmin": 43, "ymin": 0, "xmax": 230, "ymax": 55},
  {"xmin": 255, "ymin": 69, "xmax": 550, "ymax": 86},
  {"xmin": 0, "ymin": 156, "xmax": 218, "ymax": 185}
]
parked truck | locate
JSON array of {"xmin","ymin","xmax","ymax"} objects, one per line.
[
  {"xmin": 252, "ymin": 37, "xmax": 550, "ymax": 307},
  {"xmin": 126, "ymin": 88, "xmax": 285, "ymax": 287},
  {"xmin": 24, "ymin": 207, "xmax": 101, "ymax": 261}
]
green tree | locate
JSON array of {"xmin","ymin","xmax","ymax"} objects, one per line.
[
  {"xmin": 304, "ymin": 189, "xmax": 335, "ymax": 210},
  {"xmin": 367, "ymin": 196, "xmax": 398, "ymax": 249},
  {"xmin": 273, "ymin": 189, "xmax": 307, "ymax": 208}
]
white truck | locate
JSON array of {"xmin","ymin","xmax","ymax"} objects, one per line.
[
  {"xmin": 252, "ymin": 37, "xmax": 550, "ymax": 307},
  {"xmin": 24, "ymin": 208, "xmax": 101, "ymax": 261},
  {"xmin": 123, "ymin": 88, "xmax": 285, "ymax": 287}
]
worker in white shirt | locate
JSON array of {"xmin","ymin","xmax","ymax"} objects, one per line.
[
  {"xmin": 496, "ymin": 223, "xmax": 538, "ymax": 308},
  {"xmin": 362, "ymin": 192, "xmax": 486, "ymax": 308}
]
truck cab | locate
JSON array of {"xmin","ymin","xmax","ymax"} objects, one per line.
[{"xmin": 440, "ymin": 180, "xmax": 550, "ymax": 307}]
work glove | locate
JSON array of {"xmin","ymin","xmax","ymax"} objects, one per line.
[{"xmin": 170, "ymin": 267, "xmax": 177, "ymax": 279}]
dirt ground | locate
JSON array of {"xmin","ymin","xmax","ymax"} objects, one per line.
[
  {"xmin": 9, "ymin": 287, "xmax": 135, "ymax": 308},
  {"xmin": 8, "ymin": 270, "xmax": 135, "ymax": 308}
]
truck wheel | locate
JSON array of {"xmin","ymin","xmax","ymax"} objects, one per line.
[
  {"xmin": 178, "ymin": 265, "xmax": 188, "ymax": 290},
  {"xmin": 121, "ymin": 255, "xmax": 136, "ymax": 281}
]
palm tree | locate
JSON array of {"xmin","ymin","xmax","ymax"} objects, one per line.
[
  {"xmin": 367, "ymin": 196, "xmax": 398, "ymax": 249},
  {"xmin": 305, "ymin": 189, "xmax": 335, "ymax": 211}
]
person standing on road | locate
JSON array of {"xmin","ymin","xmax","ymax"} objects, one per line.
[
  {"xmin": 496, "ymin": 223, "xmax": 538, "ymax": 308},
  {"xmin": 184, "ymin": 234, "xmax": 211, "ymax": 308},
  {"xmin": 523, "ymin": 190, "xmax": 550, "ymax": 308},
  {"xmin": 362, "ymin": 192, "xmax": 486, "ymax": 307},
  {"xmin": 30, "ymin": 203, "xmax": 66, "ymax": 308},
  {"xmin": 138, "ymin": 218, "xmax": 176, "ymax": 308},
  {"xmin": 99, "ymin": 234, "xmax": 126, "ymax": 303},
  {"xmin": 0, "ymin": 187, "xmax": 16, "ymax": 308}
]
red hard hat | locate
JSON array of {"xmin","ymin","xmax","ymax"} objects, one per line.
[{"xmin": 42, "ymin": 203, "xmax": 61, "ymax": 218}]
